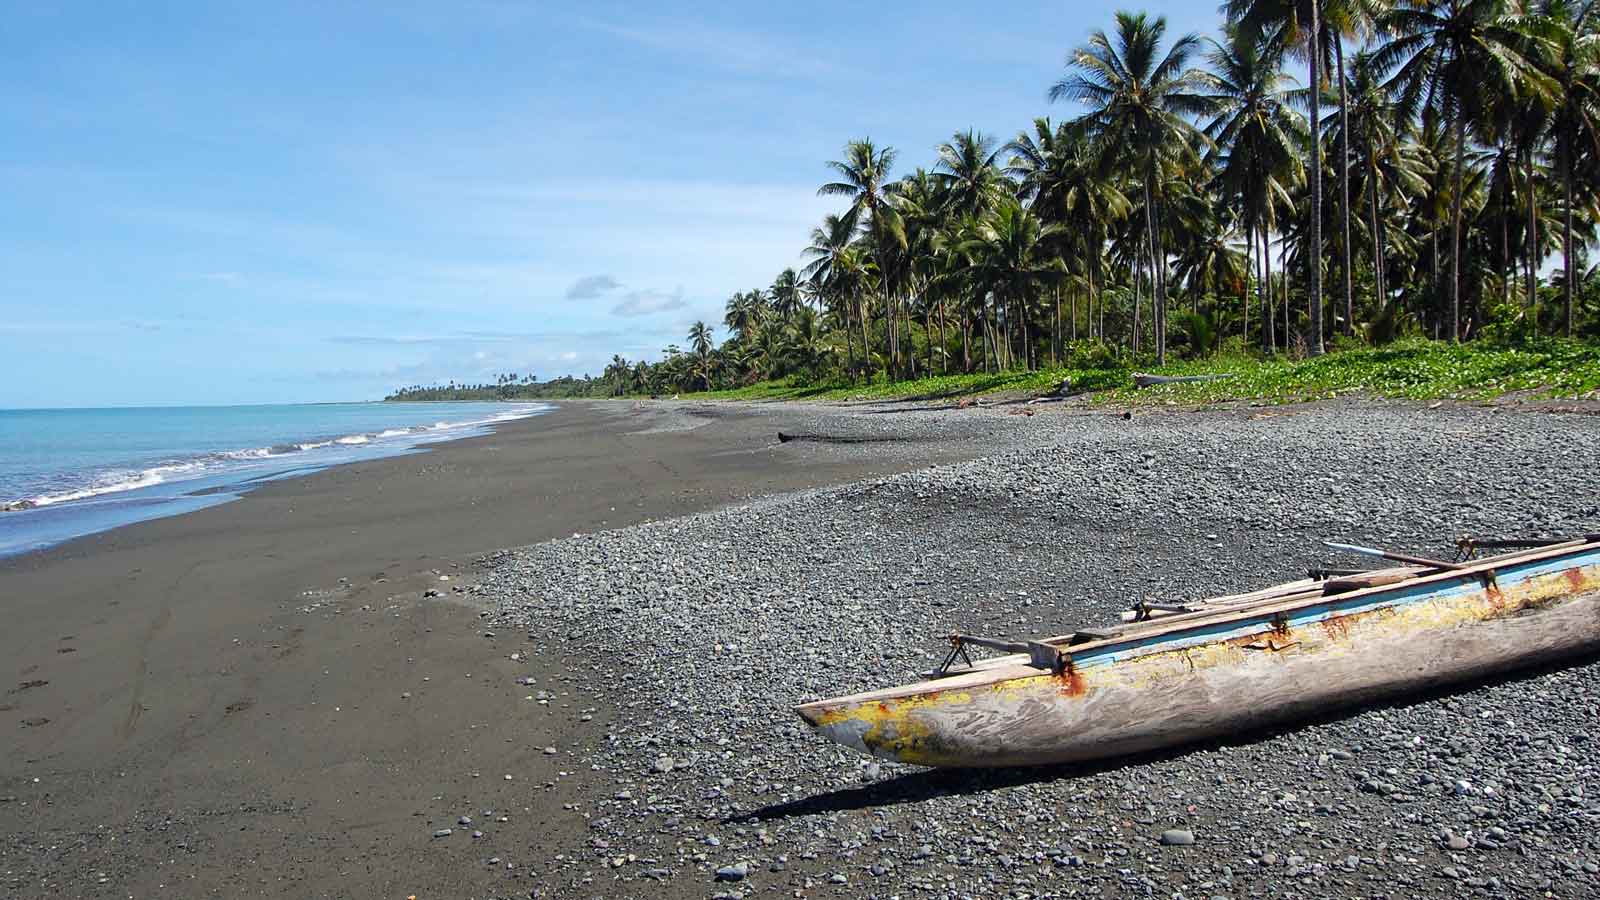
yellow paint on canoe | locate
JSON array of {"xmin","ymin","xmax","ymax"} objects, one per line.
[{"xmin": 804, "ymin": 562, "xmax": 1600, "ymax": 767}]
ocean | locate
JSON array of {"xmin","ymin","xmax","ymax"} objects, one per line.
[{"xmin": 0, "ymin": 401, "xmax": 551, "ymax": 557}]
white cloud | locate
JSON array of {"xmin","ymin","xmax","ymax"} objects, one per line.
[
  {"xmin": 610, "ymin": 287, "xmax": 686, "ymax": 318},
  {"xmin": 565, "ymin": 274, "xmax": 622, "ymax": 299}
]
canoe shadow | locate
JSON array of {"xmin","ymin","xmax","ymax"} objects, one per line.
[{"xmin": 729, "ymin": 648, "xmax": 1600, "ymax": 824}]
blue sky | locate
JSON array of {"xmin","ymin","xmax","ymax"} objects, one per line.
[{"xmin": 2, "ymin": 1, "xmax": 1218, "ymax": 407}]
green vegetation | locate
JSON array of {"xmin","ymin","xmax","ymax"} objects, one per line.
[
  {"xmin": 682, "ymin": 339, "xmax": 1600, "ymax": 405},
  {"xmin": 396, "ymin": 1, "xmax": 1600, "ymax": 405}
]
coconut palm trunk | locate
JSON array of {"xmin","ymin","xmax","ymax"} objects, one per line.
[
  {"xmin": 1451, "ymin": 113, "xmax": 1466, "ymax": 341},
  {"xmin": 936, "ymin": 299, "xmax": 945, "ymax": 374},
  {"xmin": 1262, "ymin": 223, "xmax": 1276, "ymax": 351},
  {"xmin": 1563, "ymin": 134, "xmax": 1575, "ymax": 336},
  {"xmin": 1335, "ymin": 35, "xmax": 1354, "ymax": 336},
  {"xmin": 1306, "ymin": 19, "xmax": 1325, "ymax": 354},
  {"xmin": 961, "ymin": 311, "xmax": 971, "ymax": 373},
  {"xmin": 1054, "ymin": 287, "xmax": 1063, "ymax": 365},
  {"xmin": 843, "ymin": 303, "xmax": 859, "ymax": 378},
  {"xmin": 1243, "ymin": 215, "xmax": 1252, "ymax": 341},
  {"xmin": 1368, "ymin": 156, "xmax": 1386, "ymax": 312},
  {"xmin": 1526, "ymin": 152, "xmax": 1537, "ymax": 311}
]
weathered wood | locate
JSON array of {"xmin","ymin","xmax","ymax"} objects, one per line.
[
  {"xmin": 1322, "ymin": 571, "xmax": 1418, "ymax": 593},
  {"xmin": 798, "ymin": 540, "xmax": 1600, "ymax": 768},
  {"xmin": 1131, "ymin": 373, "xmax": 1234, "ymax": 388}
]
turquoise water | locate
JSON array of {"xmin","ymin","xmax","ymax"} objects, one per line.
[{"xmin": 0, "ymin": 401, "xmax": 550, "ymax": 557}]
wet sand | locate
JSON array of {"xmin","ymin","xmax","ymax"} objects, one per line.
[{"xmin": 0, "ymin": 400, "xmax": 987, "ymax": 899}]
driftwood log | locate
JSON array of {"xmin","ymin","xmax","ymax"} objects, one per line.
[{"xmin": 1131, "ymin": 372, "xmax": 1234, "ymax": 388}]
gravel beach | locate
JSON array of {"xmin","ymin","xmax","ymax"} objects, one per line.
[{"xmin": 483, "ymin": 400, "xmax": 1600, "ymax": 899}]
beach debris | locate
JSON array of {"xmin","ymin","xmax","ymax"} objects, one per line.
[
  {"xmin": 650, "ymin": 755, "xmax": 675, "ymax": 773},
  {"xmin": 432, "ymin": 829, "xmax": 453, "ymax": 839},
  {"xmin": 1160, "ymin": 829, "xmax": 1196, "ymax": 846}
]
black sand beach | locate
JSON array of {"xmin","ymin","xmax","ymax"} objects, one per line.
[{"xmin": 0, "ymin": 401, "xmax": 996, "ymax": 899}]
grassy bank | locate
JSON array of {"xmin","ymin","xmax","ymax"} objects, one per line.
[{"xmin": 675, "ymin": 339, "xmax": 1600, "ymax": 406}]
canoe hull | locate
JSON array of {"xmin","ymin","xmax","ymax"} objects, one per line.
[{"xmin": 797, "ymin": 554, "xmax": 1600, "ymax": 768}]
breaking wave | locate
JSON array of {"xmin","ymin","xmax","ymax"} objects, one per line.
[{"xmin": 7, "ymin": 405, "xmax": 548, "ymax": 511}]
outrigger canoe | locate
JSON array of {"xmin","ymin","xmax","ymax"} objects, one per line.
[{"xmin": 796, "ymin": 536, "xmax": 1600, "ymax": 768}]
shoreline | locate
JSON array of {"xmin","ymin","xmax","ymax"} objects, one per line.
[
  {"xmin": 0, "ymin": 399, "xmax": 1009, "ymax": 898},
  {"xmin": 0, "ymin": 401, "xmax": 554, "ymax": 557}
]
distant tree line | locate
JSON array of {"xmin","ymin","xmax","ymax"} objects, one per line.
[{"xmin": 385, "ymin": 372, "xmax": 616, "ymax": 401}]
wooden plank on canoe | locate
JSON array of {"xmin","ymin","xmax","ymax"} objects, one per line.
[{"xmin": 1057, "ymin": 541, "xmax": 1597, "ymax": 659}]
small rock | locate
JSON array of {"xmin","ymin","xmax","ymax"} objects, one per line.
[
  {"xmin": 1160, "ymin": 829, "xmax": 1196, "ymax": 846},
  {"xmin": 714, "ymin": 862, "xmax": 748, "ymax": 882}
]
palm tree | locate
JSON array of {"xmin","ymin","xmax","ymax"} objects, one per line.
[
  {"xmin": 1223, "ymin": 0, "xmax": 1345, "ymax": 354},
  {"xmin": 782, "ymin": 307, "xmax": 831, "ymax": 376},
  {"xmin": 1377, "ymin": 0, "xmax": 1547, "ymax": 340},
  {"xmin": 1007, "ymin": 118, "xmax": 1130, "ymax": 343},
  {"xmin": 723, "ymin": 290, "xmax": 764, "ymax": 342},
  {"xmin": 770, "ymin": 268, "xmax": 804, "ymax": 321},
  {"xmin": 688, "ymin": 321, "xmax": 713, "ymax": 358},
  {"xmin": 1174, "ymin": 200, "xmax": 1249, "ymax": 333},
  {"xmin": 603, "ymin": 354, "xmax": 631, "ymax": 397},
  {"xmin": 1339, "ymin": 49, "xmax": 1435, "ymax": 316},
  {"xmin": 1201, "ymin": 24, "xmax": 1307, "ymax": 349},
  {"xmin": 958, "ymin": 199, "xmax": 1066, "ymax": 370},
  {"xmin": 891, "ymin": 168, "xmax": 955, "ymax": 375},
  {"xmin": 1539, "ymin": 0, "xmax": 1600, "ymax": 335},
  {"xmin": 801, "ymin": 213, "xmax": 867, "ymax": 377},
  {"xmin": 1325, "ymin": 0, "xmax": 1388, "ymax": 337},
  {"xmin": 934, "ymin": 130, "xmax": 1010, "ymax": 217},
  {"xmin": 819, "ymin": 139, "xmax": 905, "ymax": 376},
  {"xmin": 1052, "ymin": 10, "xmax": 1212, "ymax": 364}
]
